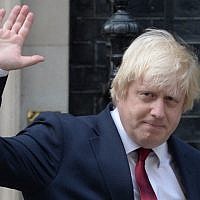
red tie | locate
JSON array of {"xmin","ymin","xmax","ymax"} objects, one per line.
[{"xmin": 135, "ymin": 148, "xmax": 157, "ymax": 200}]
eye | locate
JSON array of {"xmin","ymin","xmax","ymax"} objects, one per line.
[
  {"xmin": 165, "ymin": 96, "xmax": 174, "ymax": 101},
  {"xmin": 165, "ymin": 96, "xmax": 179, "ymax": 106},
  {"xmin": 138, "ymin": 91, "xmax": 155, "ymax": 101},
  {"xmin": 142, "ymin": 92, "xmax": 153, "ymax": 97},
  {"xmin": 165, "ymin": 96, "xmax": 177, "ymax": 102}
]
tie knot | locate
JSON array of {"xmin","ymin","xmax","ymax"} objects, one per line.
[{"xmin": 137, "ymin": 148, "xmax": 152, "ymax": 161}]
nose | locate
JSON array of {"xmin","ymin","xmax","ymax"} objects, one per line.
[{"xmin": 150, "ymin": 99, "xmax": 165, "ymax": 119}]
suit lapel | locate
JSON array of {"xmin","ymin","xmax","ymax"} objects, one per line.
[
  {"xmin": 89, "ymin": 104, "xmax": 134, "ymax": 200},
  {"xmin": 168, "ymin": 135, "xmax": 200, "ymax": 199}
]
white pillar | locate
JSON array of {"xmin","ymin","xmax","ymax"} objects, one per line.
[{"xmin": 0, "ymin": 71, "xmax": 21, "ymax": 136}]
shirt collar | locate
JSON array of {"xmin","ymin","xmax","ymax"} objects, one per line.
[
  {"xmin": 110, "ymin": 107, "xmax": 139, "ymax": 154},
  {"xmin": 153, "ymin": 142, "xmax": 171, "ymax": 166},
  {"xmin": 110, "ymin": 107, "xmax": 170, "ymax": 166}
]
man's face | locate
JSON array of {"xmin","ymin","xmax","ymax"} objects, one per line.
[{"xmin": 116, "ymin": 79, "xmax": 185, "ymax": 148}]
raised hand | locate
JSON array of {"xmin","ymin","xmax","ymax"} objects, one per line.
[{"xmin": 0, "ymin": 5, "xmax": 44, "ymax": 71}]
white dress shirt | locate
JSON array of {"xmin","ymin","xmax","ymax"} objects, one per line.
[
  {"xmin": 110, "ymin": 108, "xmax": 186, "ymax": 200},
  {"xmin": 0, "ymin": 69, "xmax": 8, "ymax": 77}
]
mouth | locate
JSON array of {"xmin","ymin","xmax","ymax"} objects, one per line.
[{"xmin": 143, "ymin": 121, "xmax": 165, "ymax": 129}]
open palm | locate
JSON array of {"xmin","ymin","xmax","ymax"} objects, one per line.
[{"xmin": 0, "ymin": 5, "xmax": 44, "ymax": 71}]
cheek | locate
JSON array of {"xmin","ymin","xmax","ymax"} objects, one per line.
[
  {"xmin": 118, "ymin": 105, "xmax": 138, "ymax": 129},
  {"xmin": 168, "ymin": 112, "xmax": 182, "ymax": 130},
  {"xmin": 126, "ymin": 105, "xmax": 148, "ymax": 126}
]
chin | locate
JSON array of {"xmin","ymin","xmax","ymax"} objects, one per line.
[{"xmin": 138, "ymin": 134, "xmax": 165, "ymax": 148}]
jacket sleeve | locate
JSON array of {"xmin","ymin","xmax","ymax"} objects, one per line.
[{"xmin": 0, "ymin": 112, "xmax": 64, "ymax": 194}]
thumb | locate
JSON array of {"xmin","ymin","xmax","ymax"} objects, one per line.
[{"xmin": 20, "ymin": 55, "xmax": 45, "ymax": 68}]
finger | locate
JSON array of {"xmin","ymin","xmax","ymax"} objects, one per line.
[
  {"xmin": 11, "ymin": 5, "xmax": 30, "ymax": 33},
  {"xmin": 3, "ymin": 5, "xmax": 21, "ymax": 30},
  {"xmin": 0, "ymin": 9, "xmax": 6, "ymax": 26},
  {"xmin": 18, "ymin": 12, "xmax": 34, "ymax": 40},
  {"xmin": 20, "ymin": 55, "xmax": 45, "ymax": 68}
]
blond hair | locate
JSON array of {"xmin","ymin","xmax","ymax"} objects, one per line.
[{"xmin": 110, "ymin": 29, "xmax": 200, "ymax": 111}]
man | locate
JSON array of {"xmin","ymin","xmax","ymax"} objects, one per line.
[{"xmin": 0, "ymin": 4, "xmax": 200, "ymax": 200}]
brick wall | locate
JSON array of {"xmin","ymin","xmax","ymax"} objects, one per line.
[{"xmin": 69, "ymin": 0, "xmax": 111, "ymax": 115}]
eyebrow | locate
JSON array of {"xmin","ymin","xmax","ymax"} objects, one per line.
[{"xmin": 137, "ymin": 88, "xmax": 182, "ymax": 99}]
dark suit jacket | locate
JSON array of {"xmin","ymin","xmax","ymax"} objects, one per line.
[{"xmin": 0, "ymin": 77, "xmax": 200, "ymax": 200}]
